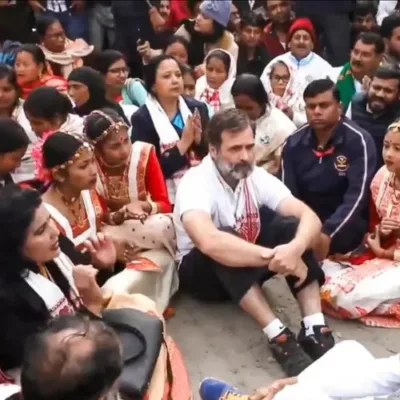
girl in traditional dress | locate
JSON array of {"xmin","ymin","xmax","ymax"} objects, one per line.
[
  {"xmin": 14, "ymin": 44, "xmax": 67, "ymax": 100},
  {"xmin": 131, "ymin": 54, "xmax": 208, "ymax": 204},
  {"xmin": 231, "ymin": 74, "xmax": 296, "ymax": 175},
  {"xmin": 195, "ymin": 48, "xmax": 236, "ymax": 113},
  {"xmin": 0, "ymin": 185, "xmax": 191, "ymax": 400},
  {"xmin": 37, "ymin": 132, "xmax": 178, "ymax": 311},
  {"xmin": 84, "ymin": 109, "xmax": 179, "ymax": 309},
  {"xmin": 321, "ymin": 120, "xmax": 400, "ymax": 328}
]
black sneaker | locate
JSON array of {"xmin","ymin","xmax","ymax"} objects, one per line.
[
  {"xmin": 269, "ymin": 328, "xmax": 313, "ymax": 377},
  {"xmin": 298, "ymin": 323, "xmax": 335, "ymax": 360}
]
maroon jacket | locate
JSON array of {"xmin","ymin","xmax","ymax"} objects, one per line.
[{"xmin": 263, "ymin": 22, "xmax": 286, "ymax": 58}]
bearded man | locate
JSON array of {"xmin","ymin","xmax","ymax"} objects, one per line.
[{"xmin": 173, "ymin": 108, "xmax": 335, "ymax": 377}]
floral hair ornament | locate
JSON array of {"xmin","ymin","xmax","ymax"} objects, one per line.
[
  {"xmin": 84, "ymin": 110, "xmax": 129, "ymax": 145},
  {"xmin": 32, "ymin": 131, "xmax": 93, "ymax": 184}
]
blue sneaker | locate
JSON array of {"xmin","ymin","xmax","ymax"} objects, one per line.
[{"xmin": 199, "ymin": 378, "xmax": 248, "ymax": 400}]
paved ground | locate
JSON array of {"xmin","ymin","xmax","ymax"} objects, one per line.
[{"xmin": 168, "ymin": 276, "xmax": 400, "ymax": 399}]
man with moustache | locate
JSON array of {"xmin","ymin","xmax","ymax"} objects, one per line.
[
  {"xmin": 334, "ymin": 32, "xmax": 385, "ymax": 113},
  {"xmin": 173, "ymin": 109, "xmax": 335, "ymax": 377},
  {"xmin": 263, "ymin": 18, "xmax": 333, "ymax": 90},
  {"xmin": 347, "ymin": 67, "xmax": 400, "ymax": 169},
  {"xmin": 281, "ymin": 79, "xmax": 377, "ymax": 262}
]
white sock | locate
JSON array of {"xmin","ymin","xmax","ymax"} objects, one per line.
[
  {"xmin": 263, "ymin": 318, "xmax": 286, "ymax": 340},
  {"xmin": 303, "ymin": 313, "xmax": 325, "ymax": 336}
]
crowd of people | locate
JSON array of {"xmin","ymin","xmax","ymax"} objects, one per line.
[{"xmin": 1, "ymin": 0, "xmax": 400, "ymax": 399}]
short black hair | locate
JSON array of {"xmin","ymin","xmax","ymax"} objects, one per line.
[
  {"xmin": 21, "ymin": 315, "xmax": 123, "ymax": 400},
  {"xmin": 0, "ymin": 118, "xmax": 30, "ymax": 154},
  {"xmin": 372, "ymin": 66, "xmax": 400, "ymax": 88},
  {"xmin": 23, "ymin": 86, "xmax": 73, "ymax": 120},
  {"xmin": 303, "ymin": 79, "xmax": 341, "ymax": 102},
  {"xmin": 380, "ymin": 14, "xmax": 400, "ymax": 39},
  {"xmin": 206, "ymin": 108, "xmax": 251, "ymax": 148},
  {"xmin": 240, "ymin": 11, "xmax": 266, "ymax": 30},
  {"xmin": 354, "ymin": 2, "xmax": 378, "ymax": 18},
  {"xmin": 354, "ymin": 31, "xmax": 385, "ymax": 54}
]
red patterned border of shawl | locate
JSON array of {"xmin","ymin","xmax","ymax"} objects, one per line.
[{"xmin": 135, "ymin": 142, "xmax": 152, "ymax": 201}]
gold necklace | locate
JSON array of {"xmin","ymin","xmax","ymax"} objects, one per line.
[{"xmin": 55, "ymin": 187, "xmax": 86, "ymax": 228}]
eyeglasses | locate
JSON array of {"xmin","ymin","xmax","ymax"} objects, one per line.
[
  {"xmin": 108, "ymin": 67, "xmax": 130, "ymax": 75},
  {"xmin": 271, "ymin": 75, "xmax": 290, "ymax": 84}
]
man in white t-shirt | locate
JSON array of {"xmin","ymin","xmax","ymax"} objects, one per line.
[{"xmin": 173, "ymin": 109, "xmax": 335, "ymax": 377}]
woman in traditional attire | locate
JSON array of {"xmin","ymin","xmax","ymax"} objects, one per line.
[
  {"xmin": 195, "ymin": 49, "xmax": 236, "ymax": 113},
  {"xmin": 321, "ymin": 121, "xmax": 400, "ymax": 328},
  {"xmin": 36, "ymin": 14, "xmax": 94, "ymax": 79},
  {"xmin": 36, "ymin": 131, "xmax": 178, "ymax": 311},
  {"xmin": 84, "ymin": 108, "xmax": 179, "ymax": 310},
  {"xmin": 20, "ymin": 86, "xmax": 84, "ymax": 183},
  {"xmin": 67, "ymin": 66, "xmax": 129, "ymax": 124},
  {"xmin": 231, "ymin": 73, "xmax": 296, "ymax": 175},
  {"xmin": 0, "ymin": 185, "xmax": 191, "ymax": 400},
  {"xmin": 260, "ymin": 59, "xmax": 307, "ymax": 128},
  {"xmin": 14, "ymin": 44, "xmax": 67, "ymax": 100},
  {"xmin": 131, "ymin": 54, "xmax": 208, "ymax": 204}
]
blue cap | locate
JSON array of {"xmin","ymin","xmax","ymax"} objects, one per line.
[{"xmin": 200, "ymin": 0, "xmax": 231, "ymax": 28}]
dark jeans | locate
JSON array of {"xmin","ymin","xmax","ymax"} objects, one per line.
[{"xmin": 179, "ymin": 207, "xmax": 324, "ymax": 303}]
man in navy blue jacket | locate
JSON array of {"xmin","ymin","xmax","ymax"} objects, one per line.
[{"xmin": 280, "ymin": 79, "xmax": 377, "ymax": 261}]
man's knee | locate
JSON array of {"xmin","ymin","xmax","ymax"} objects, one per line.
[{"xmin": 258, "ymin": 206, "xmax": 300, "ymax": 246}]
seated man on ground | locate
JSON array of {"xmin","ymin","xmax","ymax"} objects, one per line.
[
  {"xmin": 280, "ymin": 79, "xmax": 377, "ymax": 260},
  {"xmin": 347, "ymin": 67, "xmax": 400, "ymax": 169},
  {"xmin": 173, "ymin": 108, "xmax": 335, "ymax": 377},
  {"xmin": 200, "ymin": 340, "xmax": 400, "ymax": 400}
]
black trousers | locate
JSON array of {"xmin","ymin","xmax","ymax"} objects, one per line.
[{"xmin": 179, "ymin": 207, "xmax": 325, "ymax": 303}]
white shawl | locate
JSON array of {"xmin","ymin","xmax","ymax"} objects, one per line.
[
  {"xmin": 195, "ymin": 48, "xmax": 237, "ymax": 112},
  {"xmin": 24, "ymin": 252, "xmax": 80, "ymax": 318},
  {"xmin": 145, "ymin": 95, "xmax": 192, "ymax": 203}
]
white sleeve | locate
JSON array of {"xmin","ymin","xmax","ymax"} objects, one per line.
[
  {"xmin": 298, "ymin": 340, "xmax": 400, "ymax": 399},
  {"xmin": 252, "ymin": 168, "xmax": 291, "ymax": 211},
  {"xmin": 176, "ymin": 172, "xmax": 213, "ymax": 219},
  {"xmin": 345, "ymin": 104, "xmax": 352, "ymax": 119},
  {"xmin": 377, "ymin": 0, "xmax": 397, "ymax": 24}
]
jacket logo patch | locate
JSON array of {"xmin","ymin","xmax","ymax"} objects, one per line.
[{"xmin": 334, "ymin": 155, "xmax": 349, "ymax": 175}]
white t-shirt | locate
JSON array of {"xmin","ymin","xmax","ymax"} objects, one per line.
[{"xmin": 173, "ymin": 155, "xmax": 291, "ymax": 261}]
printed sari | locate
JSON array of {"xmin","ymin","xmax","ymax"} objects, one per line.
[
  {"xmin": 321, "ymin": 166, "xmax": 400, "ymax": 328},
  {"xmin": 96, "ymin": 141, "xmax": 179, "ymax": 313}
]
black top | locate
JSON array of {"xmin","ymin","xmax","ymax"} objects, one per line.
[
  {"xmin": 237, "ymin": 44, "xmax": 271, "ymax": 76},
  {"xmin": 0, "ymin": 235, "xmax": 90, "ymax": 370},
  {"xmin": 130, "ymin": 96, "xmax": 209, "ymax": 179}
]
